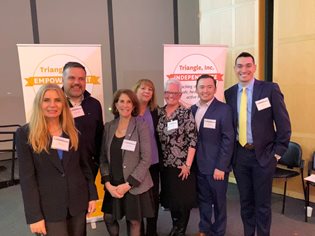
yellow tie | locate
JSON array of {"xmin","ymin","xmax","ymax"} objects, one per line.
[{"xmin": 239, "ymin": 87, "xmax": 247, "ymax": 146}]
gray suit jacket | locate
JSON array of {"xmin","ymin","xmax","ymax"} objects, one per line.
[{"xmin": 100, "ymin": 116, "xmax": 153, "ymax": 195}]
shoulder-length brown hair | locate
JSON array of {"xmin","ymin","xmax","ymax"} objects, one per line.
[
  {"xmin": 28, "ymin": 83, "xmax": 78, "ymax": 153},
  {"xmin": 111, "ymin": 89, "xmax": 139, "ymax": 117},
  {"xmin": 133, "ymin": 79, "xmax": 158, "ymax": 111}
]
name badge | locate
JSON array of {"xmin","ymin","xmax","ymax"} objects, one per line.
[
  {"xmin": 204, "ymin": 119, "xmax": 216, "ymax": 129},
  {"xmin": 51, "ymin": 136, "xmax": 70, "ymax": 151},
  {"xmin": 121, "ymin": 139, "xmax": 137, "ymax": 152},
  {"xmin": 255, "ymin": 97, "xmax": 271, "ymax": 111},
  {"xmin": 70, "ymin": 106, "xmax": 85, "ymax": 118},
  {"xmin": 167, "ymin": 120, "xmax": 178, "ymax": 131}
]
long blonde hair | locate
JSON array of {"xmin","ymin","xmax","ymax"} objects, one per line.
[
  {"xmin": 28, "ymin": 84, "xmax": 78, "ymax": 153},
  {"xmin": 133, "ymin": 79, "xmax": 158, "ymax": 111}
]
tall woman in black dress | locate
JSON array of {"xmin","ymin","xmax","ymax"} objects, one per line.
[{"xmin": 100, "ymin": 89, "xmax": 154, "ymax": 236}]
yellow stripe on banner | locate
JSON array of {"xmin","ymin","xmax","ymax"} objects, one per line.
[{"xmin": 87, "ymin": 170, "xmax": 104, "ymax": 223}]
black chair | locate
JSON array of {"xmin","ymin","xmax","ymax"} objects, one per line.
[
  {"xmin": 273, "ymin": 141, "xmax": 305, "ymax": 215},
  {"xmin": 0, "ymin": 124, "xmax": 21, "ymax": 188},
  {"xmin": 305, "ymin": 152, "xmax": 315, "ymax": 222}
]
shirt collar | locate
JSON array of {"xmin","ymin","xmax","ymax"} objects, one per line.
[
  {"xmin": 67, "ymin": 94, "xmax": 84, "ymax": 107},
  {"xmin": 238, "ymin": 78, "xmax": 255, "ymax": 93},
  {"xmin": 196, "ymin": 97, "xmax": 215, "ymax": 108}
]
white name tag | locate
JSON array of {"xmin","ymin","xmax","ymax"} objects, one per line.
[
  {"xmin": 51, "ymin": 136, "xmax": 70, "ymax": 151},
  {"xmin": 255, "ymin": 97, "xmax": 271, "ymax": 111},
  {"xmin": 204, "ymin": 118, "xmax": 216, "ymax": 129},
  {"xmin": 70, "ymin": 106, "xmax": 85, "ymax": 118},
  {"xmin": 167, "ymin": 120, "xmax": 178, "ymax": 131},
  {"xmin": 121, "ymin": 139, "xmax": 137, "ymax": 152}
]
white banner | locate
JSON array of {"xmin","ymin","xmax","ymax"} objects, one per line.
[
  {"xmin": 164, "ymin": 44, "xmax": 228, "ymax": 107},
  {"xmin": 17, "ymin": 44, "xmax": 104, "ymax": 122},
  {"xmin": 17, "ymin": 44, "xmax": 105, "ymax": 224}
]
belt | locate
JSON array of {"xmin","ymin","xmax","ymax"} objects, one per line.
[{"xmin": 239, "ymin": 142, "xmax": 255, "ymax": 150}]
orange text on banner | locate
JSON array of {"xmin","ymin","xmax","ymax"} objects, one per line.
[{"xmin": 25, "ymin": 75, "xmax": 100, "ymax": 86}]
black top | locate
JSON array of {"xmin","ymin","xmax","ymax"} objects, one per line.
[
  {"xmin": 68, "ymin": 90, "xmax": 104, "ymax": 171},
  {"xmin": 110, "ymin": 135, "xmax": 125, "ymax": 185}
]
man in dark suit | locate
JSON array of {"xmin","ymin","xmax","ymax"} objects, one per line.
[
  {"xmin": 191, "ymin": 74, "xmax": 234, "ymax": 236},
  {"xmin": 62, "ymin": 62, "xmax": 104, "ymax": 178},
  {"xmin": 225, "ymin": 52, "xmax": 291, "ymax": 236}
]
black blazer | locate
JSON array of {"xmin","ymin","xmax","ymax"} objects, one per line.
[{"xmin": 16, "ymin": 125, "xmax": 98, "ymax": 224}]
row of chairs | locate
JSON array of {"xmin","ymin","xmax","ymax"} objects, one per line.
[
  {"xmin": 273, "ymin": 141, "xmax": 315, "ymax": 222},
  {"xmin": 0, "ymin": 124, "xmax": 21, "ymax": 189}
]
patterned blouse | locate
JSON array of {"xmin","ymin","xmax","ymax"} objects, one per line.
[{"xmin": 157, "ymin": 105, "xmax": 197, "ymax": 168}]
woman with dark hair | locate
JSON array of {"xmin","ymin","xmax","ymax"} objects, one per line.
[
  {"xmin": 16, "ymin": 83, "xmax": 97, "ymax": 236},
  {"xmin": 100, "ymin": 89, "xmax": 154, "ymax": 236},
  {"xmin": 133, "ymin": 79, "xmax": 161, "ymax": 236}
]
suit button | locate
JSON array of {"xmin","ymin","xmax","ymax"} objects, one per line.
[{"xmin": 123, "ymin": 165, "xmax": 126, "ymax": 169}]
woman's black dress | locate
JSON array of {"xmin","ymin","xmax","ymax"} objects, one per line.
[{"xmin": 102, "ymin": 135, "xmax": 154, "ymax": 220}]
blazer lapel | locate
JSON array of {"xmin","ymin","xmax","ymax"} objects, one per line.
[
  {"xmin": 46, "ymin": 146, "xmax": 64, "ymax": 173},
  {"xmin": 107, "ymin": 119, "xmax": 119, "ymax": 163},
  {"xmin": 206, "ymin": 98, "xmax": 218, "ymax": 114},
  {"xmin": 191, "ymin": 104, "xmax": 198, "ymax": 117},
  {"xmin": 122, "ymin": 117, "xmax": 137, "ymax": 157},
  {"xmin": 230, "ymin": 85, "xmax": 239, "ymax": 126},
  {"xmin": 61, "ymin": 133, "xmax": 72, "ymax": 169},
  {"xmin": 251, "ymin": 79, "xmax": 263, "ymax": 119},
  {"xmin": 195, "ymin": 99, "xmax": 217, "ymax": 132}
]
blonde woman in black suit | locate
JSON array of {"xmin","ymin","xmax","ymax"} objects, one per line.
[
  {"xmin": 100, "ymin": 89, "xmax": 154, "ymax": 236},
  {"xmin": 16, "ymin": 84, "xmax": 98, "ymax": 236}
]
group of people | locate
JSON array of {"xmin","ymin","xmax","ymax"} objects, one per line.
[{"xmin": 16, "ymin": 51, "xmax": 291, "ymax": 236}]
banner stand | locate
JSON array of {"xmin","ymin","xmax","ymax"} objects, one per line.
[{"xmin": 17, "ymin": 44, "xmax": 105, "ymax": 228}]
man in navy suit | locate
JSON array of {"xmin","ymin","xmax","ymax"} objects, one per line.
[
  {"xmin": 225, "ymin": 52, "xmax": 291, "ymax": 236},
  {"xmin": 191, "ymin": 74, "xmax": 234, "ymax": 236}
]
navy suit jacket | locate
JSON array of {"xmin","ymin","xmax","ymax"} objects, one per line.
[
  {"xmin": 16, "ymin": 125, "xmax": 98, "ymax": 224},
  {"xmin": 224, "ymin": 79, "xmax": 291, "ymax": 167},
  {"xmin": 192, "ymin": 98, "xmax": 235, "ymax": 175}
]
